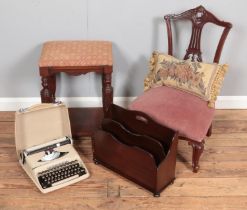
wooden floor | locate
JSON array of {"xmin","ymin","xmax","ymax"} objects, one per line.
[{"xmin": 0, "ymin": 110, "xmax": 247, "ymax": 210}]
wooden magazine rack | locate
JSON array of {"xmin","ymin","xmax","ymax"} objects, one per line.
[{"xmin": 93, "ymin": 104, "xmax": 178, "ymax": 196}]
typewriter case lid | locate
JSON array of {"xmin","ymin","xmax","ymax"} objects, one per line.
[{"xmin": 15, "ymin": 103, "xmax": 72, "ymax": 156}]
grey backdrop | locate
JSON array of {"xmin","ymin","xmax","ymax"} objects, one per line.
[{"xmin": 0, "ymin": 0, "xmax": 246, "ymax": 98}]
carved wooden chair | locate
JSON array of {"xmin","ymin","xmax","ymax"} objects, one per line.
[{"xmin": 129, "ymin": 6, "xmax": 232, "ymax": 172}]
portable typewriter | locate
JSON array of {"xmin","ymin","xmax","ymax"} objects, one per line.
[{"xmin": 15, "ymin": 103, "xmax": 89, "ymax": 193}]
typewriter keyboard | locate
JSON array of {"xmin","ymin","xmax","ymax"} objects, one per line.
[{"xmin": 38, "ymin": 160, "xmax": 86, "ymax": 189}]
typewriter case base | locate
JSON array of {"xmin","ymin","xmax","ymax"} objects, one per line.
[{"xmin": 15, "ymin": 103, "xmax": 86, "ymax": 193}]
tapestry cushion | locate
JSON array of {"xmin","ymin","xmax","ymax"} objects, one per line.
[
  {"xmin": 144, "ymin": 52, "xmax": 228, "ymax": 108},
  {"xmin": 129, "ymin": 86, "xmax": 215, "ymax": 142}
]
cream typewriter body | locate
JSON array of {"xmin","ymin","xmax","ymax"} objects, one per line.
[{"xmin": 15, "ymin": 103, "xmax": 89, "ymax": 193}]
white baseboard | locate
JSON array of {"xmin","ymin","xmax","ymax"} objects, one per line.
[
  {"xmin": 0, "ymin": 96, "xmax": 246, "ymax": 111},
  {"xmin": 215, "ymin": 96, "xmax": 247, "ymax": 109},
  {"xmin": 0, "ymin": 97, "xmax": 136, "ymax": 111}
]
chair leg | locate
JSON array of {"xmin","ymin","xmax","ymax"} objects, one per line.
[
  {"xmin": 188, "ymin": 140, "xmax": 205, "ymax": 173},
  {"xmin": 206, "ymin": 123, "xmax": 212, "ymax": 137}
]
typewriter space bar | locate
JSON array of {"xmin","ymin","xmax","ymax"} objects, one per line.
[{"xmin": 52, "ymin": 175, "xmax": 79, "ymax": 187}]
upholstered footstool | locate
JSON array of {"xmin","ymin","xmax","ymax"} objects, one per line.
[
  {"xmin": 38, "ymin": 41, "xmax": 113, "ymax": 136},
  {"xmin": 39, "ymin": 40, "xmax": 113, "ymax": 115}
]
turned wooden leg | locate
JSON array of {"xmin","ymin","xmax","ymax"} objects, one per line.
[
  {"xmin": 188, "ymin": 140, "xmax": 205, "ymax": 173},
  {"xmin": 40, "ymin": 75, "xmax": 56, "ymax": 103},
  {"xmin": 206, "ymin": 123, "xmax": 213, "ymax": 137},
  {"xmin": 102, "ymin": 69, "xmax": 113, "ymax": 117}
]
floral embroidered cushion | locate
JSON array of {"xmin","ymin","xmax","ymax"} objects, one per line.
[{"xmin": 144, "ymin": 52, "xmax": 228, "ymax": 108}]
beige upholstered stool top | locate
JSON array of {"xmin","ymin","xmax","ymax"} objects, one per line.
[{"xmin": 39, "ymin": 41, "xmax": 112, "ymax": 67}]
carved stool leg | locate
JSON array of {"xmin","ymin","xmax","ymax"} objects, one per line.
[
  {"xmin": 40, "ymin": 75, "xmax": 56, "ymax": 103},
  {"xmin": 206, "ymin": 123, "xmax": 213, "ymax": 137},
  {"xmin": 102, "ymin": 70, "xmax": 113, "ymax": 117},
  {"xmin": 188, "ymin": 140, "xmax": 205, "ymax": 173}
]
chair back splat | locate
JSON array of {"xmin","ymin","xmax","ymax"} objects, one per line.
[{"xmin": 164, "ymin": 5, "xmax": 232, "ymax": 63}]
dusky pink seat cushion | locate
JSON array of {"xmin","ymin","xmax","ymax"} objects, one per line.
[{"xmin": 129, "ymin": 86, "xmax": 215, "ymax": 142}]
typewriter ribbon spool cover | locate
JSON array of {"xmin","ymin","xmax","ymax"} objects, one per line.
[{"xmin": 15, "ymin": 103, "xmax": 89, "ymax": 193}]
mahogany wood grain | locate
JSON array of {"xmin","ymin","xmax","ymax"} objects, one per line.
[
  {"xmin": 40, "ymin": 66, "xmax": 113, "ymax": 118},
  {"xmin": 93, "ymin": 129, "xmax": 178, "ymax": 196},
  {"xmin": 164, "ymin": 5, "xmax": 232, "ymax": 63},
  {"xmin": 93, "ymin": 104, "xmax": 179, "ymax": 196},
  {"xmin": 109, "ymin": 104, "xmax": 174, "ymax": 150},
  {"xmin": 101, "ymin": 118, "xmax": 166, "ymax": 165}
]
